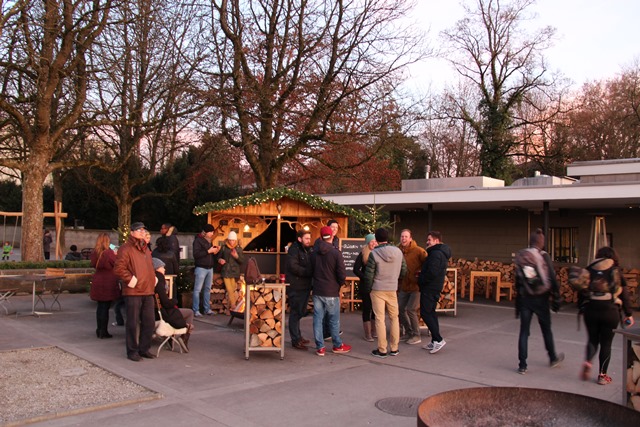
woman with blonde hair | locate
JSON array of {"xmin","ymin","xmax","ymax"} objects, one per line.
[
  {"xmin": 90, "ymin": 233, "xmax": 121, "ymax": 338},
  {"xmin": 353, "ymin": 234, "xmax": 378, "ymax": 341}
]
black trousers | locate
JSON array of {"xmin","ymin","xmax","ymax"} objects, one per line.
[
  {"xmin": 287, "ymin": 288, "xmax": 311, "ymax": 345},
  {"xmin": 124, "ymin": 295, "xmax": 155, "ymax": 357},
  {"xmin": 584, "ymin": 300, "xmax": 619, "ymax": 374},
  {"xmin": 420, "ymin": 290, "xmax": 443, "ymax": 342},
  {"xmin": 96, "ymin": 301, "xmax": 112, "ymax": 334}
]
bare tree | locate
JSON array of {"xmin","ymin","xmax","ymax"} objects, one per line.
[
  {"xmin": 203, "ymin": 0, "xmax": 428, "ymax": 190},
  {"xmin": 84, "ymin": 0, "xmax": 207, "ymax": 228},
  {"xmin": 566, "ymin": 66, "xmax": 640, "ymax": 161},
  {"xmin": 441, "ymin": 0, "xmax": 558, "ymax": 181},
  {"xmin": 0, "ymin": 0, "xmax": 111, "ymax": 261}
]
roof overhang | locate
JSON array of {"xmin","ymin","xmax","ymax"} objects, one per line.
[{"xmin": 320, "ymin": 182, "xmax": 640, "ymax": 212}]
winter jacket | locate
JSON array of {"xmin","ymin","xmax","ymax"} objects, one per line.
[
  {"xmin": 193, "ymin": 233, "xmax": 216, "ymax": 269},
  {"xmin": 286, "ymin": 241, "xmax": 313, "ymax": 291},
  {"xmin": 418, "ymin": 243, "xmax": 452, "ymax": 294},
  {"xmin": 165, "ymin": 226, "xmax": 181, "ymax": 262},
  {"xmin": 363, "ymin": 243, "xmax": 407, "ymax": 293},
  {"xmin": 219, "ymin": 241, "xmax": 245, "ymax": 278},
  {"xmin": 114, "ymin": 236, "xmax": 156, "ymax": 296},
  {"xmin": 398, "ymin": 240, "xmax": 427, "ymax": 293},
  {"xmin": 151, "ymin": 248, "xmax": 179, "ymax": 276},
  {"xmin": 154, "ymin": 272, "xmax": 187, "ymax": 329},
  {"xmin": 585, "ymin": 257, "xmax": 633, "ymax": 317},
  {"xmin": 90, "ymin": 248, "xmax": 121, "ymax": 301},
  {"xmin": 311, "ymin": 239, "xmax": 346, "ymax": 297}
]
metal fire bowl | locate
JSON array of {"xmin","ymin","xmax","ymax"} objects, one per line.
[{"xmin": 417, "ymin": 387, "xmax": 640, "ymax": 427}]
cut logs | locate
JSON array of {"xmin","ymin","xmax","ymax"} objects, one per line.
[{"xmin": 248, "ymin": 286, "xmax": 283, "ymax": 348}]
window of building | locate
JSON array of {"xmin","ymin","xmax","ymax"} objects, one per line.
[{"xmin": 549, "ymin": 227, "xmax": 579, "ymax": 263}]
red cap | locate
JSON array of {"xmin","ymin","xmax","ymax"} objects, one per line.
[{"xmin": 320, "ymin": 226, "xmax": 332, "ymax": 239}]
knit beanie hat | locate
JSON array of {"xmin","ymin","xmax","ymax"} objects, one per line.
[
  {"xmin": 228, "ymin": 230, "xmax": 238, "ymax": 240},
  {"xmin": 364, "ymin": 234, "xmax": 375, "ymax": 245}
]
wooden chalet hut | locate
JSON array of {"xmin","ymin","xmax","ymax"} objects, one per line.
[{"xmin": 193, "ymin": 188, "xmax": 369, "ymax": 277}]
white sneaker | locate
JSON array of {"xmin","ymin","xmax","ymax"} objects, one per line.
[
  {"xmin": 423, "ymin": 342, "xmax": 434, "ymax": 351},
  {"xmin": 429, "ymin": 339, "xmax": 446, "ymax": 354}
]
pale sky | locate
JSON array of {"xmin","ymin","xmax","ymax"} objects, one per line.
[{"xmin": 407, "ymin": 0, "xmax": 640, "ymax": 93}]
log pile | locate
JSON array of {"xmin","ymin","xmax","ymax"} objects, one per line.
[
  {"xmin": 627, "ymin": 342, "xmax": 640, "ymax": 412},
  {"xmin": 449, "ymin": 258, "xmax": 639, "ymax": 308},
  {"xmin": 248, "ymin": 287, "xmax": 283, "ymax": 348},
  {"xmin": 437, "ymin": 275, "xmax": 456, "ymax": 310},
  {"xmin": 211, "ymin": 275, "xmax": 227, "ymax": 313}
]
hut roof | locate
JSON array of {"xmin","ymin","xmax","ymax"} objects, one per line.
[{"xmin": 193, "ymin": 187, "xmax": 370, "ymax": 222}]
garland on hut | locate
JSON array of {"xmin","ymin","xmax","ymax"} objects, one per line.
[{"xmin": 193, "ymin": 187, "xmax": 371, "ymax": 222}]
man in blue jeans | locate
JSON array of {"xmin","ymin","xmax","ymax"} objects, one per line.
[
  {"xmin": 192, "ymin": 224, "xmax": 220, "ymax": 317},
  {"xmin": 311, "ymin": 226, "xmax": 351, "ymax": 356}
]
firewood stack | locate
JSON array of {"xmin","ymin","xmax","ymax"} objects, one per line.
[
  {"xmin": 627, "ymin": 342, "xmax": 640, "ymax": 411},
  {"xmin": 448, "ymin": 258, "xmax": 639, "ymax": 308},
  {"xmin": 211, "ymin": 275, "xmax": 227, "ymax": 314},
  {"xmin": 248, "ymin": 287, "xmax": 283, "ymax": 348},
  {"xmin": 437, "ymin": 275, "xmax": 456, "ymax": 310}
]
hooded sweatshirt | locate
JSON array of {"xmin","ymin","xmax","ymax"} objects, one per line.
[
  {"xmin": 418, "ymin": 243, "xmax": 452, "ymax": 294},
  {"xmin": 363, "ymin": 243, "xmax": 407, "ymax": 293},
  {"xmin": 311, "ymin": 239, "xmax": 346, "ymax": 297}
]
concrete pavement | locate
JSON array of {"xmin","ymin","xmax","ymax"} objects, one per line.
[{"xmin": 0, "ymin": 293, "xmax": 634, "ymax": 426}]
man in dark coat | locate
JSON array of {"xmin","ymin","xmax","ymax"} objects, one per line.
[
  {"xmin": 285, "ymin": 229, "xmax": 314, "ymax": 350},
  {"xmin": 311, "ymin": 226, "xmax": 351, "ymax": 356},
  {"xmin": 515, "ymin": 228, "xmax": 564, "ymax": 374},
  {"xmin": 418, "ymin": 231, "xmax": 452, "ymax": 354}
]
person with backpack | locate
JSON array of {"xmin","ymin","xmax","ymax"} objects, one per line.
[
  {"xmin": 514, "ymin": 228, "xmax": 564, "ymax": 374},
  {"xmin": 579, "ymin": 246, "xmax": 634, "ymax": 385}
]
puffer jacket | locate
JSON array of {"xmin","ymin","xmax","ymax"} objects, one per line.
[
  {"xmin": 114, "ymin": 236, "xmax": 156, "ymax": 296},
  {"xmin": 398, "ymin": 240, "xmax": 427, "ymax": 293},
  {"xmin": 418, "ymin": 243, "xmax": 452, "ymax": 294},
  {"xmin": 363, "ymin": 243, "xmax": 407, "ymax": 293}
]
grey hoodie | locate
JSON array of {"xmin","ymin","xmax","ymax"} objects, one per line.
[{"xmin": 363, "ymin": 243, "xmax": 407, "ymax": 292}]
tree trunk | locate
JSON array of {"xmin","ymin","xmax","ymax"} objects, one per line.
[
  {"xmin": 117, "ymin": 201, "xmax": 133, "ymax": 240},
  {"xmin": 21, "ymin": 163, "xmax": 49, "ymax": 262}
]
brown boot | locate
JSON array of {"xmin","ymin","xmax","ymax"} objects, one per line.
[{"xmin": 363, "ymin": 321, "xmax": 374, "ymax": 342}]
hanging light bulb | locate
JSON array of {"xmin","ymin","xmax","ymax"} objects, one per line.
[{"xmin": 243, "ymin": 224, "xmax": 250, "ymax": 232}]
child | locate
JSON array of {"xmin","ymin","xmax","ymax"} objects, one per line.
[{"xmin": 2, "ymin": 242, "xmax": 12, "ymax": 260}]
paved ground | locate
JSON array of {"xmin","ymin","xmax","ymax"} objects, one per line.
[{"xmin": 0, "ymin": 293, "xmax": 635, "ymax": 426}]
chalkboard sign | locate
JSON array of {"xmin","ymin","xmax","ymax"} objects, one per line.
[{"xmin": 340, "ymin": 238, "xmax": 365, "ymax": 279}]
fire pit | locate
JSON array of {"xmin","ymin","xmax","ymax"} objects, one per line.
[{"xmin": 417, "ymin": 387, "xmax": 640, "ymax": 427}]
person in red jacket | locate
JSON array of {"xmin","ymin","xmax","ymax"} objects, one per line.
[
  {"xmin": 114, "ymin": 222, "xmax": 157, "ymax": 362},
  {"xmin": 90, "ymin": 233, "xmax": 120, "ymax": 339}
]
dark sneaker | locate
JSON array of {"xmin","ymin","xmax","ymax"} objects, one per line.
[
  {"xmin": 389, "ymin": 349, "xmax": 399, "ymax": 356},
  {"xmin": 332, "ymin": 344, "xmax": 351, "ymax": 354},
  {"xmin": 323, "ymin": 330, "xmax": 343, "ymax": 341},
  {"xmin": 371, "ymin": 349, "xmax": 388, "ymax": 358},
  {"xmin": 517, "ymin": 367, "xmax": 527, "ymax": 375},
  {"xmin": 550, "ymin": 352, "xmax": 565, "ymax": 368},
  {"xmin": 139, "ymin": 352, "xmax": 156, "ymax": 359},
  {"xmin": 292, "ymin": 341, "xmax": 308, "ymax": 351},
  {"xmin": 128, "ymin": 354, "xmax": 142, "ymax": 362}
]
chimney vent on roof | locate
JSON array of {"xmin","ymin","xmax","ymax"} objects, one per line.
[{"xmin": 534, "ymin": 170, "xmax": 541, "ymax": 177}]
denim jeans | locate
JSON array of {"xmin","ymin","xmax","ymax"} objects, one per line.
[
  {"xmin": 192, "ymin": 267, "xmax": 213, "ymax": 314},
  {"xmin": 518, "ymin": 294, "xmax": 557, "ymax": 369},
  {"xmin": 313, "ymin": 295, "xmax": 342, "ymax": 349}
]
